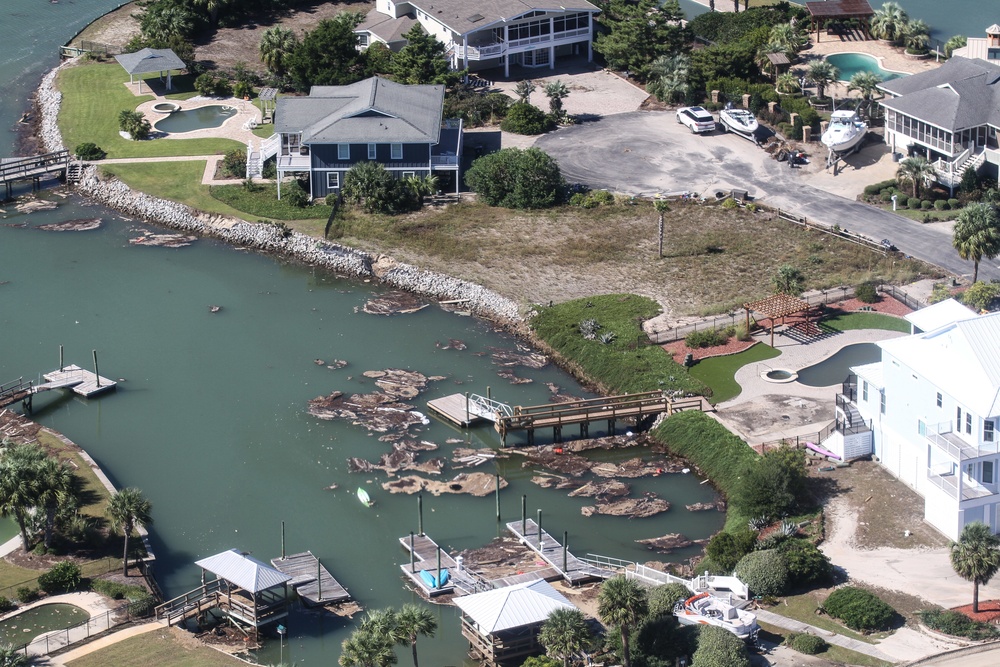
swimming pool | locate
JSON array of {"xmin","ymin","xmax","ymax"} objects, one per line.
[
  {"xmin": 0, "ymin": 603, "xmax": 89, "ymax": 646},
  {"xmin": 796, "ymin": 342, "xmax": 881, "ymax": 387},
  {"xmin": 825, "ymin": 53, "xmax": 908, "ymax": 82},
  {"xmin": 153, "ymin": 104, "xmax": 238, "ymax": 134}
]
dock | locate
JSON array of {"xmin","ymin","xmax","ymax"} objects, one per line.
[
  {"xmin": 1, "ymin": 150, "xmax": 73, "ymax": 199},
  {"xmin": 42, "ymin": 365, "xmax": 116, "ymax": 397},
  {"xmin": 506, "ymin": 519, "xmax": 613, "ymax": 585},
  {"xmin": 426, "ymin": 394, "xmax": 488, "ymax": 427},
  {"xmin": 398, "ymin": 533, "xmax": 491, "ymax": 597},
  {"xmin": 270, "ymin": 551, "xmax": 351, "ymax": 606}
]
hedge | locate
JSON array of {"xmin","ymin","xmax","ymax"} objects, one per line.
[
  {"xmin": 787, "ymin": 632, "xmax": 829, "ymax": 654},
  {"xmin": 919, "ymin": 609, "xmax": 1000, "ymax": 641},
  {"xmin": 734, "ymin": 549, "xmax": 789, "ymax": 597},
  {"xmin": 823, "ymin": 587, "xmax": 896, "ymax": 632}
]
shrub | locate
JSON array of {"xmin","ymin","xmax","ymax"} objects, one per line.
[
  {"xmin": 854, "ymin": 281, "xmax": 878, "ymax": 304},
  {"xmin": 283, "ymin": 186, "xmax": 308, "ymax": 208},
  {"xmin": 823, "ymin": 586, "xmax": 896, "ymax": 632},
  {"xmin": 500, "ymin": 101, "xmax": 553, "ymax": 135},
  {"xmin": 787, "ymin": 632, "xmax": 828, "ymax": 654},
  {"xmin": 0, "ymin": 598, "xmax": 16, "ymax": 613},
  {"xmin": 734, "ymin": 322, "xmax": 750, "ymax": 341},
  {"xmin": 221, "ymin": 149, "xmax": 247, "ymax": 179},
  {"xmin": 732, "ymin": 445, "xmax": 808, "ymax": 520},
  {"xmin": 466, "ymin": 147, "xmax": 563, "ymax": 210},
  {"xmin": 444, "ymin": 87, "xmax": 511, "ymax": 126},
  {"xmin": 948, "ymin": 198, "xmax": 960, "ymax": 209},
  {"xmin": 934, "ymin": 199, "xmax": 949, "ymax": 211},
  {"xmin": 342, "ymin": 161, "xmax": 416, "ymax": 214},
  {"xmin": 117, "ymin": 110, "xmax": 151, "ymax": 141},
  {"xmin": 721, "ymin": 197, "xmax": 739, "ymax": 209},
  {"xmin": 74, "ymin": 142, "xmax": 106, "ymax": 160},
  {"xmin": 960, "ymin": 281, "xmax": 1000, "ymax": 312},
  {"xmin": 648, "ymin": 582, "xmax": 694, "ymax": 617},
  {"xmin": 907, "ymin": 197, "xmax": 920, "ymax": 210},
  {"xmin": 16, "ymin": 587, "xmax": 39, "ymax": 604},
  {"xmin": 692, "ymin": 624, "xmax": 751, "ymax": 667},
  {"xmin": 233, "ymin": 80, "xmax": 253, "ymax": 99},
  {"xmin": 194, "ymin": 73, "xmax": 232, "ymax": 97},
  {"xmin": 262, "ymin": 158, "xmax": 277, "ymax": 180},
  {"xmin": 864, "ymin": 179, "xmax": 898, "ymax": 196},
  {"xmin": 706, "ymin": 529, "xmax": 758, "ymax": 572},
  {"xmin": 38, "ymin": 561, "xmax": 82, "ymax": 594},
  {"xmin": 90, "ymin": 578, "xmax": 150, "ymax": 601},
  {"xmin": 734, "ymin": 549, "xmax": 789, "ymax": 597},
  {"xmin": 685, "ymin": 328, "xmax": 727, "ymax": 349},
  {"xmin": 879, "ymin": 192, "xmax": 893, "ymax": 203},
  {"xmin": 919, "ymin": 609, "xmax": 1000, "ymax": 640},
  {"xmin": 779, "ymin": 539, "xmax": 833, "ymax": 587},
  {"xmin": 588, "ymin": 189, "xmax": 615, "ymax": 206},
  {"xmin": 921, "ymin": 200, "xmax": 933, "ymax": 210}
]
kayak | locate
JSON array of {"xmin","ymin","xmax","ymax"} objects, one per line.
[{"xmin": 357, "ymin": 487, "xmax": 372, "ymax": 507}]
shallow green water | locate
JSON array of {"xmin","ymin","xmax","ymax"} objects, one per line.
[{"xmin": 0, "ymin": 603, "xmax": 89, "ymax": 646}]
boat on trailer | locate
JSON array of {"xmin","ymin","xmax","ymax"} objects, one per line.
[
  {"xmin": 719, "ymin": 105, "xmax": 759, "ymax": 140},
  {"xmin": 822, "ymin": 109, "xmax": 867, "ymax": 154},
  {"xmin": 673, "ymin": 592, "xmax": 760, "ymax": 640}
]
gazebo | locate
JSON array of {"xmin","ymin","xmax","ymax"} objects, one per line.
[
  {"xmin": 192, "ymin": 549, "xmax": 291, "ymax": 637},
  {"xmin": 743, "ymin": 294, "xmax": 813, "ymax": 347},
  {"xmin": 805, "ymin": 0, "xmax": 875, "ymax": 42},
  {"xmin": 114, "ymin": 47, "xmax": 186, "ymax": 93}
]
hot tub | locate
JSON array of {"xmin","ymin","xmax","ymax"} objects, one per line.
[{"xmin": 151, "ymin": 102, "xmax": 180, "ymax": 114}]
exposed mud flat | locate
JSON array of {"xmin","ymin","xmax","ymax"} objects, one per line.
[
  {"xmin": 383, "ymin": 471, "xmax": 505, "ymax": 497},
  {"xmin": 581, "ymin": 496, "xmax": 670, "ymax": 518},
  {"xmin": 37, "ymin": 217, "xmax": 101, "ymax": 231}
]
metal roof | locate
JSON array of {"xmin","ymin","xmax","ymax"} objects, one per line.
[
  {"xmin": 405, "ymin": 0, "xmax": 601, "ymax": 36},
  {"xmin": 114, "ymin": 48, "xmax": 185, "ymax": 75},
  {"xmin": 195, "ymin": 549, "xmax": 292, "ymax": 594},
  {"xmin": 904, "ymin": 298, "xmax": 975, "ymax": 333},
  {"xmin": 455, "ymin": 579, "xmax": 575, "ymax": 634},
  {"xmin": 276, "ymin": 76, "xmax": 444, "ymax": 144}
]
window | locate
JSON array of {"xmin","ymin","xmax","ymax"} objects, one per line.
[
  {"xmin": 368, "ymin": 143, "xmax": 377, "ymax": 160},
  {"xmin": 984, "ymin": 461, "xmax": 995, "ymax": 485},
  {"xmin": 862, "ymin": 381, "xmax": 868, "ymax": 402},
  {"xmin": 957, "ymin": 406, "xmax": 963, "ymax": 431},
  {"xmin": 402, "ymin": 171, "xmax": 415, "ymax": 179},
  {"xmin": 358, "ymin": 34, "xmax": 369, "ymax": 47},
  {"xmin": 986, "ymin": 420, "xmax": 995, "ymax": 443},
  {"xmin": 880, "ymin": 391, "xmax": 886, "ymax": 415},
  {"xmin": 326, "ymin": 172, "xmax": 340, "ymax": 189},
  {"xmin": 967, "ymin": 413, "xmax": 973, "ymax": 435},
  {"xmin": 338, "ymin": 144, "xmax": 350, "ymax": 160},
  {"xmin": 936, "ymin": 392, "xmax": 942, "ymax": 408},
  {"xmin": 390, "ymin": 143, "xmax": 403, "ymax": 160},
  {"xmin": 918, "ymin": 420, "xmax": 926, "ymax": 436}
]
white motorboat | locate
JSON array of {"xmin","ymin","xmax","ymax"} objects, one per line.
[
  {"xmin": 822, "ymin": 109, "xmax": 868, "ymax": 154},
  {"xmin": 673, "ymin": 592, "xmax": 760, "ymax": 640},
  {"xmin": 719, "ymin": 105, "xmax": 759, "ymax": 137}
]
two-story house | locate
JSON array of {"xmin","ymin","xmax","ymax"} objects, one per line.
[
  {"xmin": 826, "ymin": 301, "xmax": 1000, "ymax": 540},
  {"xmin": 256, "ymin": 76, "xmax": 462, "ymax": 200},
  {"xmin": 878, "ymin": 54, "xmax": 1000, "ymax": 194},
  {"xmin": 355, "ymin": 0, "xmax": 601, "ymax": 77}
]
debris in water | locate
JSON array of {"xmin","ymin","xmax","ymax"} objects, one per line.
[{"xmin": 37, "ymin": 218, "xmax": 101, "ymax": 231}]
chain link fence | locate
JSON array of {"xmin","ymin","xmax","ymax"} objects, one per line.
[{"xmin": 10, "ymin": 598, "xmax": 153, "ymax": 658}]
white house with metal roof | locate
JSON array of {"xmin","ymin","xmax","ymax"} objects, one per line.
[
  {"xmin": 878, "ymin": 56, "xmax": 1000, "ymax": 193},
  {"xmin": 257, "ymin": 76, "xmax": 461, "ymax": 199},
  {"xmin": 355, "ymin": 0, "xmax": 601, "ymax": 76},
  {"xmin": 834, "ymin": 305, "xmax": 1000, "ymax": 540}
]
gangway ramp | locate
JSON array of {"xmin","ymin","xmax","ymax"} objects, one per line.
[{"xmin": 507, "ymin": 519, "xmax": 613, "ymax": 585}]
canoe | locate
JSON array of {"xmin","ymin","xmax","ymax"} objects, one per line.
[
  {"xmin": 805, "ymin": 441, "xmax": 841, "ymax": 460},
  {"xmin": 357, "ymin": 487, "xmax": 372, "ymax": 507}
]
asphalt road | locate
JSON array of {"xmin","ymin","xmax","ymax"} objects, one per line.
[{"xmin": 536, "ymin": 112, "xmax": 1000, "ymax": 282}]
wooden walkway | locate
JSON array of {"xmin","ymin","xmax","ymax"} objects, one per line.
[
  {"xmin": 270, "ymin": 551, "xmax": 351, "ymax": 606},
  {"xmin": 42, "ymin": 365, "xmax": 116, "ymax": 397},
  {"xmin": 426, "ymin": 394, "xmax": 488, "ymax": 427},
  {"xmin": 398, "ymin": 533, "xmax": 491, "ymax": 597},
  {"xmin": 506, "ymin": 519, "xmax": 613, "ymax": 585},
  {"xmin": 1, "ymin": 150, "xmax": 72, "ymax": 198}
]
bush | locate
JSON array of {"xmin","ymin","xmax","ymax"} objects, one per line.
[
  {"xmin": 854, "ymin": 281, "xmax": 878, "ymax": 304},
  {"xmin": 934, "ymin": 199, "xmax": 949, "ymax": 211},
  {"xmin": 692, "ymin": 624, "xmax": 751, "ymax": 667},
  {"xmin": 342, "ymin": 161, "xmax": 416, "ymax": 214},
  {"xmin": 283, "ymin": 186, "xmax": 308, "ymax": 208},
  {"xmin": 787, "ymin": 632, "xmax": 829, "ymax": 654},
  {"xmin": 921, "ymin": 200, "xmax": 933, "ymax": 210},
  {"xmin": 194, "ymin": 73, "xmax": 232, "ymax": 97},
  {"xmin": 734, "ymin": 549, "xmax": 789, "ymax": 597},
  {"xmin": 117, "ymin": 110, "xmax": 151, "ymax": 141},
  {"xmin": 732, "ymin": 446, "xmax": 808, "ymax": 520},
  {"xmin": 0, "ymin": 598, "xmax": 16, "ymax": 613},
  {"xmin": 919, "ymin": 609, "xmax": 1000, "ymax": 640},
  {"xmin": 74, "ymin": 142, "xmax": 106, "ymax": 160},
  {"xmin": 706, "ymin": 529, "xmax": 758, "ymax": 572},
  {"xmin": 466, "ymin": 147, "xmax": 563, "ymax": 210},
  {"xmin": 907, "ymin": 197, "xmax": 920, "ymax": 210},
  {"xmin": 948, "ymin": 198, "xmax": 960, "ymax": 209},
  {"xmin": 960, "ymin": 281, "xmax": 1000, "ymax": 312},
  {"xmin": 500, "ymin": 102, "xmax": 553, "ymax": 135},
  {"xmin": 685, "ymin": 328, "xmax": 727, "ymax": 349},
  {"xmin": 779, "ymin": 539, "xmax": 833, "ymax": 587},
  {"xmin": 90, "ymin": 578, "xmax": 150, "ymax": 601},
  {"xmin": 444, "ymin": 87, "xmax": 511, "ymax": 127},
  {"xmin": 16, "ymin": 587, "xmax": 39, "ymax": 604},
  {"xmin": 864, "ymin": 179, "xmax": 898, "ymax": 196},
  {"xmin": 648, "ymin": 582, "xmax": 694, "ymax": 617},
  {"xmin": 823, "ymin": 586, "xmax": 896, "ymax": 632},
  {"xmin": 38, "ymin": 561, "xmax": 82, "ymax": 594},
  {"xmin": 221, "ymin": 149, "xmax": 247, "ymax": 179}
]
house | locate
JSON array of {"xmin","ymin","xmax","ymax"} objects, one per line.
[
  {"xmin": 825, "ymin": 302, "xmax": 1000, "ymax": 540},
  {"xmin": 257, "ymin": 76, "xmax": 462, "ymax": 200},
  {"xmin": 355, "ymin": 0, "xmax": 601, "ymax": 77},
  {"xmin": 951, "ymin": 23, "xmax": 1000, "ymax": 63},
  {"xmin": 454, "ymin": 579, "xmax": 577, "ymax": 666},
  {"xmin": 878, "ymin": 55, "xmax": 1000, "ymax": 193}
]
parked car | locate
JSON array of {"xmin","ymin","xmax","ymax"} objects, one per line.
[{"xmin": 676, "ymin": 106, "xmax": 716, "ymax": 134}]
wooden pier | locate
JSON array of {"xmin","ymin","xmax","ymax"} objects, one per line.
[
  {"xmin": 426, "ymin": 394, "xmax": 488, "ymax": 427},
  {"xmin": 270, "ymin": 551, "xmax": 351, "ymax": 606},
  {"xmin": 0, "ymin": 364, "xmax": 116, "ymax": 412},
  {"xmin": 398, "ymin": 533, "xmax": 491, "ymax": 597},
  {"xmin": 1, "ymin": 150, "xmax": 73, "ymax": 199},
  {"xmin": 506, "ymin": 519, "xmax": 613, "ymax": 585}
]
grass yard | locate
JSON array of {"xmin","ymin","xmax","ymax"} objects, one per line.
[
  {"xmin": 36, "ymin": 430, "xmax": 110, "ymax": 519},
  {"xmin": 689, "ymin": 343, "xmax": 781, "ymax": 404},
  {"xmin": 756, "ymin": 622, "xmax": 894, "ymax": 667},
  {"xmin": 58, "ymin": 63, "xmax": 243, "ymax": 159},
  {"xmin": 768, "ymin": 591, "xmax": 892, "ymax": 644},
  {"xmin": 66, "ymin": 628, "xmax": 245, "ymax": 667},
  {"xmin": 821, "ymin": 312, "xmax": 911, "ymax": 333},
  {"xmin": 211, "ymin": 182, "xmax": 333, "ymax": 220},
  {"xmin": 101, "ymin": 163, "xmax": 247, "ymax": 218}
]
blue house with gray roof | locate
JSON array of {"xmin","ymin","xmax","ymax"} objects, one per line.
[{"xmin": 257, "ymin": 76, "xmax": 461, "ymax": 200}]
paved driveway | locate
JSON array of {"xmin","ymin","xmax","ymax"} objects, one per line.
[{"xmin": 535, "ymin": 112, "xmax": 1000, "ymax": 282}]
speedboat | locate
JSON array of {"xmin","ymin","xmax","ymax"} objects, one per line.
[
  {"xmin": 822, "ymin": 109, "xmax": 867, "ymax": 154},
  {"xmin": 719, "ymin": 105, "xmax": 759, "ymax": 137},
  {"xmin": 673, "ymin": 592, "xmax": 760, "ymax": 640}
]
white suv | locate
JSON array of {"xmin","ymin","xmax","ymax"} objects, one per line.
[{"xmin": 676, "ymin": 106, "xmax": 716, "ymax": 134}]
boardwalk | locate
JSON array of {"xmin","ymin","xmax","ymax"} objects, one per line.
[
  {"xmin": 270, "ymin": 551, "xmax": 351, "ymax": 606},
  {"xmin": 1, "ymin": 150, "xmax": 72, "ymax": 198},
  {"xmin": 398, "ymin": 533, "xmax": 491, "ymax": 597},
  {"xmin": 506, "ymin": 519, "xmax": 613, "ymax": 585}
]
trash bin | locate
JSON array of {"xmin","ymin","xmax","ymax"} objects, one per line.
[{"xmin": 892, "ymin": 152, "xmax": 901, "ymax": 162}]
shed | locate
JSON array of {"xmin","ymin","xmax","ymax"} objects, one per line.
[
  {"xmin": 455, "ymin": 579, "xmax": 576, "ymax": 666},
  {"xmin": 114, "ymin": 48, "xmax": 185, "ymax": 92}
]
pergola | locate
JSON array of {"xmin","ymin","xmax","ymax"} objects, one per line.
[
  {"xmin": 744, "ymin": 294, "xmax": 813, "ymax": 347},
  {"xmin": 258, "ymin": 87, "xmax": 278, "ymax": 124},
  {"xmin": 114, "ymin": 48, "xmax": 185, "ymax": 93},
  {"xmin": 767, "ymin": 52, "xmax": 792, "ymax": 77},
  {"xmin": 805, "ymin": 0, "xmax": 874, "ymax": 42}
]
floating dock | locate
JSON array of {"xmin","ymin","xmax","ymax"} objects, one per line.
[
  {"xmin": 270, "ymin": 551, "xmax": 351, "ymax": 606},
  {"xmin": 426, "ymin": 394, "xmax": 488, "ymax": 427},
  {"xmin": 507, "ymin": 519, "xmax": 613, "ymax": 585},
  {"xmin": 398, "ymin": 533, "xmax": 491, "ymax": 597},
  {"xmin": 42, "ymin": 364, "xmax": 116, "ymax": 397}
]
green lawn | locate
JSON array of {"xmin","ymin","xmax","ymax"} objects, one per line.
[
  {"xmin": 100, "ymin": 163, "xmax": 247, "ymax": 217},
  {"xmin": 757, "ymin": 622, "xmax": 893, "ymax": 667},
  {"xmin": 211, "ymin": 182, "xmax": 333, "ymax": 220},
  {"xmin": 58, "ymin": 63, "xmax": 243, "ymax": 159},
  {"xmin": 766, "ymin": 592, "xmax": 892, "ymax": 644},
  {"xmin": 67, "ymin": 629, "xmax": 246, "ymax": 667},
  {"xmin": 689, "ymin": 342, "xmax": 781, "ymax": 404},
  {"xmin": 821, "ymin": 312, "xmax": 911, "ymax": 333}
]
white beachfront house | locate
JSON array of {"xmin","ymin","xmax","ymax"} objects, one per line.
[
  {"xmin": 354, "ymin": 0, "xmax": 600, "ymax": 76},
  {"xmin": 824, "ymin": 300, "xmax": 1000, "ymax": 540}
]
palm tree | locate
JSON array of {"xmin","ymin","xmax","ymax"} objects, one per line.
[
  {"xmin": 403, "ymin": 174, "xmax": 438, "ymax": 206},
  {"xmin": 36, "ymin": 456, "xmax": 76, "ymax": 549},
  {"xmin": 193, "ymin": 0, "xmax": 234, "ymax": 26},
  {"xmin": 775, "ymin": 72, "xmax": 800, "ymax": 94},
  {"xmin": 259, "ymin": 26, "xmax": 298, "ymax": 76},
  {"xmin": 543, "ymin": 80, "xmax": 570, "ymax": 117},
  {"xmin": 0, "ymin": 644, "xmax": 27, "ymax": 667},
  {"xmin": 514, "ymin": 80, "xmax": 536, "ymax": 104},
  {"xmin": 106, "ymin": 487, "xmax": 153, "ymax": 576},
  {"xmin": 870, "ymin": 2, "xmax": 909, "ymax": 43},
  {"xmin": 847, "ymin": 71, "xmax": 883, "ymax": 120},
  {"xmin": 538, "ymin": 607, "xmax": 591, "ymax": 667},
  {"xmin": 807, "ymin": 60, "xmax": 839, "ymax": 100},
  {"xmin": 896, "ymin": 156, "xmax": 936, "ymax": 199},
  {"xmin": 647, "ymin": 54, "xmax": 689, "ymax": 104},
  {"xmin": 597, "ymin": 576, "xmax": 648, "ymax": 667},
  {"xmin": 140, "ymin": 4, "xmax": 194, "ymax": 43},
  {"xmin": 902, "ymin": 19, "xmax": 930, "ymax": 52},
  {"xmin": 339, "ymin": 627, "xmax": 397, "ymax": 667},
  {"xmin": 949, "ymin": 521, "xmax": 1000, "ymax": 613},
  {"xmin": 952, "ymin": 202, "xmax": 1000, "ymax": 283},
  {"xmin": 0, "ymin": 442, "xmax": 45, "ymax": 552},
  {"xmin": 944, "ymin": 35, "xmax": 967, "ymax": 58},
  {"xmin": 394, "ymin": 604, "xmax": 437, "ymax": 667},
  {"xmin": 768, "ymin": 22, "xmax": 806, "ymax": 55}
]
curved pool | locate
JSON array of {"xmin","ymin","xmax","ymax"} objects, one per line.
[
  {"xmin": 153, "ymin": 104, "xmax": 238, "ymax": 134},
  {"xmin": 0, "ymin": 603, "xmax": 90, "ymax": 645},
  {"xmin": 796, "ymin": 342, "xmax": 880, "ymax": 387},
  {"xmin": 826, "ymin": 53, "xmax": 908, "ymax": 82}
]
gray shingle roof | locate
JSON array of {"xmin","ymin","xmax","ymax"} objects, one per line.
[
  {"xmin": 195, "ymin": 549, "xmax": 292, "ymax": 593},
  {"xmin": 408, "ymin": 0, "xmax": 600, "ymax": 36},
  {"xmin": 356, "ymin": 7, "xmax": 418, "ymax": 45},
  {"xmin": 276, "ymin": 77, "xmax": 444, "ymax": 144},
  {"xmin": 878, "ymin": 57, "xmax": 1000, "ymax": 131},
  {"xmin": 114, "ymin": 48, "xmax": 185, "ymax": 75}
]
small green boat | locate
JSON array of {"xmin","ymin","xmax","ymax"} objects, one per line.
[{"xmin": 357, "ymin": 487, "xmax": 372, "ymax": 507}]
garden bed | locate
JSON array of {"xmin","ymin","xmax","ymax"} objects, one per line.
[
  {"xmin": 951, "ymin": 600, "xmax": 1000, "ymax": 624},
  {"xmin": 661, "ymin": 338, "xmax": 756, "ymax": 364}
]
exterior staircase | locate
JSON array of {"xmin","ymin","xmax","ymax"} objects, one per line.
[
  {"xmin": 933, "ymin": 146, "xmax": 986, "ymax": 191},
  {"xmin": 245, "ymin": 135, "xmax": 280, "ymax": 181}
]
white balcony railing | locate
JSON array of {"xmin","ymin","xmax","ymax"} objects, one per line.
[
  {"xmin": 448, "ymin": 27, "xmax": 591, "ymax": 60},
  {"xmin": 927, "ymin": 467, "xmax": 998, "ymax": 501},
  {"xmin": 926, "ymin": 422, "xmax": 1000, "ymax": 461},
  {"xmin": 277, "ymin": 154, "xmax": 311, "ymax": 170},
  {"xmin": 431, "ymin": 155, "xmax": 459, "ymax": 166}
]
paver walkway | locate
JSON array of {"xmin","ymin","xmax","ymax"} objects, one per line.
[
  {"xmin": 756, "ymin": 608, "xmax": 897, "ymax": 662},
  {"xmin": 46, "ymin": 621, "xmax": 162, "ymax": 666}
]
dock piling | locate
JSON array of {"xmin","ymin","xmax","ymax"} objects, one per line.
[
  {"xmin": 436, "ymin": 548, "xmax": 442, "ymax": 589},
  {"xmin": 563, "ymin": 531, "xmax": 568, "ymax": 572},
  {"xmin": 59, "ymin": 345, "xmax": 64, "ymax": 372},
  {"xmin": 537, "ymin": 509, "xmax": 542, "ymax": 549},
  {"xmin": 317, "ymin": 558, "xmax": 322, "ymax": 600},
  {"xmin": 281, "ymin": 521, "xmax": 285, "ymax": 560},
  {"xmin": 521, "ymin": 495, "xmax": 526, "ymax": 535},
  {"xmin": 418, "ymin": 494, "xmax": 424, "ymax": 536},
  {"xmin": 464, "ymin": 391, "xmax": 470, "ymax": 425},
  {"xmin": 410, "ymin": 532, "xmax": 415, "ymax": 573},
  {"xmin": 92, "ymin": 350, "xmax": 100, "ymax": 388},
  {"xmin": 495, "ymin": 472, "xmax": 501, "ymax": 521}
]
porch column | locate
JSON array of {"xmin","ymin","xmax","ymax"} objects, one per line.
[
  {"xmin": 277, "ymin": 168, "xmax": 282, "ymax": 200},
  {"xmin": 463, "ymin": 34, "xmax": 469, "ymax": 73},
  {"xmin": 550, "ymin": 17, "xmax": 555, "ymax": 69},
  {"xmin": 588, "ymin": 19, "xmax": 593, "ymax": 62},
  {"xmin": 504, "ymin": 24, "xmax": 510, "ymax": 78}
]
